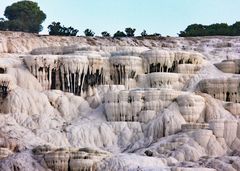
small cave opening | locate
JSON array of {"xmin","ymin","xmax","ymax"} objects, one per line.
[
  {"xmin": 59, "ymin": 70, "xmax": 63, "ymax": 90},
  {"xmin": 0, "ymin": 85, "xmax": 8, "ymax": 98},
  {"xmin": 51, "ymin": 69, "xmax": 56, "ymax": 89},
  {"xmin": 226, "ymin": 92, "xmax": 230, "ymax": 102},
  {"xmin": 38, "ymin": 67, "xmax": 43, "ymax": 72},
  {"xmin": 0, "ymin": 68, "xmax": 5, "ymax": 74}
]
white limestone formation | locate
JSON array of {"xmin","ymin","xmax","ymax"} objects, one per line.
[
  {"xmin": 177, "ymin": 94, "xmax": 205, "ymax": 123},
  {"xmin": 141, "ymin": 50, "xmax": 203, "ymax": 74},
  {"xmin": 0, "ymin": 32, "xmax": 240, "ymax": 171},
  {"xmin": 224, "ymin": 102, "xmax": 240, "ymax": 116},
  {"xmin": 33, "ymin": 146, "xmax": 109, "ymax": 171},
  {"xmin": 104, "ymin": 88, "xmax": 182, "ymax": 122},
  {"xmin": 23, "ymin": 48, "xmax": 205, "ymax": 100}
]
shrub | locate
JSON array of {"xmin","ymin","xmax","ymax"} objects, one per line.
[{"xmin": 84, "ymin": 29, "xmax": 95, "ymax": 37}]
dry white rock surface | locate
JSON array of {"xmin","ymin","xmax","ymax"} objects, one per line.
[{"xmin": 0, "ymin": 31, "xmax": 239, "ymax": 171}]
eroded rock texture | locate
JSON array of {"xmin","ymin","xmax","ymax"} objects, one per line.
[{"xmin": 0, "ymin": 33, "xmax": 240, "ymax": 171}]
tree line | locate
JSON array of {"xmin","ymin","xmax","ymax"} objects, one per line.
[
  {"xmin": 179, "ymin": 22, "xmax": 240, "ymax": 37},
  {"xmin": 47, "ymin": 23, "xmax": 154, "ymax": 38},
  {"xmin": 1, "ymin": 1, "xmax": 240, "ymax": 38}
]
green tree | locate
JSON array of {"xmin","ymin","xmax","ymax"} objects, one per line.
[
  {"xmin": 48, "ymin": 22, "xmax": 78, "ymax": 36},
  {"xmin": 84, "ymin": 29, "xmax": 95, "ymax": 37},
  {"xmin": 179, "ymin": 22, "xmax": 237, "ymax": 37},
  {"xmin": 125, "ymin": 27, "xmax": 136, "ymax": 37},
  {"xmin": 3, "ymin": 1, "xmax": 46, "ymax": 33},
  {"xmin": 179, "ymin": 24, "xmax": 207, "ymax": 37},
  {"xmin": 101, "ymin": 31, "xmax": 110, "ymax": 37},
  {"xmin": 0, "ymin": 18, "xmax": 7, "ymax": 30},
  {"xmin": 113, "ymin": 31, "xmax": 126, "ymax": 38},
  {"xmin": 206, "ymin": 23, "xmax": 230, "ymax": 36},
  {"xmin": 230, "ymin": 22, "xmax": 240, "ymax": 36}
]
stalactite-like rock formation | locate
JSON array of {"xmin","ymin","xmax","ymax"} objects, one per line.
[
  {"xmin": 197, "ymin": 78, "xmax": 240, "ymax": 103},
  {"xmin": 44, "ymin": 149, "xmax": 70, "ymax": 171},
  {"xmin": 24, "ymin": 54, "xmax": 108, "ymax": 96},
  {"xmin": 23, "ymin": 48, "xmax": 205, "ymax": 99},
  {"xmin": 109, "ymin": 56, "xmax": 143, "ymax": 89},
  {"xmin": 141, "ymin": 50, "xmax": 203, "ymax": 74},
  {"xmin": 104, "ymin": 88, "xmax": 182, "ymax": 122}
]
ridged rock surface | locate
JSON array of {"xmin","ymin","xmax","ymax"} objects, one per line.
[{"xmin": 0, "ymin": 31, "xmax": 239, "ymax": 171}]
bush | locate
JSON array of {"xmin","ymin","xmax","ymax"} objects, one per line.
[
  {"xmin": 48, "ymin": 22, "xmax": 78, "ymax": 36},
  {"xmin": 125, "ymin": 27, "xmax": 136, "ymax": 37},
  {"xmin": 101, "ymin": 31, "xmax": 110, "ymax": 37},
  {"xmin": 113, "ymin": 31, "xmax": 126, "ymax": 38},
  {"xmin": 84, "ymin": 29, "xmax": 95, "ymax": 37}
]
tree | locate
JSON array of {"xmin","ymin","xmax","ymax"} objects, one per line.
[
  {"xmin": 179, "ymin": 22, "xmax": 236, "ymax": 37},
  {"xmin": 101, "ymin": 31, "xmax": 110, "ymax": 37},
  {"xmin": 179, "ymin": 24, "xmax": 207, "ymax": 37},
  {"xmin": 125, "ymin": 27, "xmax": 136, "ymax": 37},
  {"xmin": 206, "ymin": 23, "xmax": 230, "ymax": 36},
  {"xmin": 113, "ymin": 31, "xmax": 126, "ymax": 38},
  {"xmin": 141, "ymin": 30, "xmax": 147, "ymax": 37},
  {"xmin": 3, "ymin": 1, "xmax": 46, "ymax": 33},
  {"xmin": 0, "ymin": 18, "xmax": 7, "ymax": 31},
  {"xmin": 231, "ymin": 22, "xmax": 240, "ymax": 36},
  {"xmin": 84, "ymin": 29, "xmax": 95, "ymax": 37},
  {"xmin": 48, "ymin": 22, "xmax": 78, "ymax": 36}
]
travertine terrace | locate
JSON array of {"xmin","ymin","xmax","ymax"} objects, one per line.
[{"xmin": 0, "ymin": 31, "xmax": 239, "ymax": 171}]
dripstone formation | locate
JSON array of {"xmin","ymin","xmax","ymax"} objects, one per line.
[{"xmin": 0, "ymin": 33, "xmax": 240, "ymax": 171}]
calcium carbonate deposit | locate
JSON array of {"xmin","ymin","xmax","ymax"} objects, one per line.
[{"xmin": 0, "ymin": 31, "xmax": 239, "ymax": 171}]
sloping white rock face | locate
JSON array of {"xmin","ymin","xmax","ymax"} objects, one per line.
[{"xmin": 0, "ymin": 33, "xmax": 240, "ymax": 171}]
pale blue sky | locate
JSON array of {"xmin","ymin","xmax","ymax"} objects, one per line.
[{"xmin": 1, "ymin": 0, "xmax": 240, "ymax": 36}]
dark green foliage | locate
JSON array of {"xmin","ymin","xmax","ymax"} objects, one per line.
[
  {"xmin": 0, "ymin": 18, "xmax": 7, "ymax": 30},
  {"xmin": 230, "ymin": 22, "xmax": 240, "ymax": 36},
  {"xmin": 125, "ymin": 27, "xmax": 136, "ymax": 37},
  {"xmin": 1, "ymin": 1, "xmax": 46, "ymax": 33},
  {"xmin": 101, "ymin": 31, "xmax": 110, "ymax": 37},
  {"xmin": 141, "ymin": 30, "xmax": 147, "ymax": 37},
  {"xmin": 48, "ymin": 22, "xmax": 79, "ymax": 36},
  {"xmin": 179, "ymin": 24, "xmax": 207, "ymax": 37},
  {"xmin": 179, "ymin": 22, "xmax": 240, "ymax": 37},
  {"xmin": 113, "ymin": 31, "xmax": 126, "ymax": 38},
  {"xmin": 84, "ymin": 29, "xmax": 95, "ymax": 37}
]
